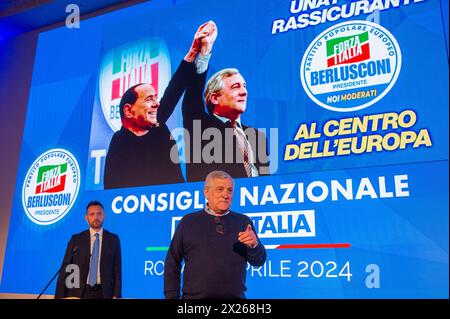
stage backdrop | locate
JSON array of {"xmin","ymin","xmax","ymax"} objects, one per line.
[{"xmin": 1, "ymin": 0, "xmax": 448, "ymax": 298}]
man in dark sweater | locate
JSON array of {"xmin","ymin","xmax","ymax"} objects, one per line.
[
  {"xmin": 164, "ymin": 170, "xmax": 266, "ymax": 299},
  {"xmin": 103, "ymin": 21, "xmax": 215, "ymax": 189}
]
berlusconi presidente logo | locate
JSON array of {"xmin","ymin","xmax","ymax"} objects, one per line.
[
  {"xmin": 300, "ymin": 20, "xmax": 402, "ymax": 112},
  {"xmin": 22, "ymin": 149, "xmax": 80, "ymax": 225},
  {"xmin": 98, "ymin": 38, "xmax": 171, "ymax": 132}
]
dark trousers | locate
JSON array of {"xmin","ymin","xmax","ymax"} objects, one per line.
[{"xmin": 82, "ymin": 284, "xmax": 104, "ymax": 299}]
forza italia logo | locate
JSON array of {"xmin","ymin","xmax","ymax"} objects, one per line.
[
  {"xmin": 301, "ymin": 20, "xmax": 401, "ymax": 112},
  {"xmin": 35, "ymin": 163, "xmax": 67, "ymax": 194},
  {"xmin": 22, "ymin": 149, "xmax": 80, "ymax": 225}
]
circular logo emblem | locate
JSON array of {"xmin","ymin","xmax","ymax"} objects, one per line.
[
  {"xmin": 22, "ymin": 149, "xmax": 80, "ymax": 225},
  {"xmin": 300, "ymin": 20, "xmax": 401, "ymax": 112},
  {"xmin": 98, "ymin": 38, "xmax": 171, "ymax": 131}
]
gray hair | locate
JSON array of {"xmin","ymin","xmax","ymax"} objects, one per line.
[
  {"xmin": 204, "ymin": 68, "xmax": 240, "ymax": 114},
  {"xmin": 204, "ymin": 170, "xmax": 234, "ymax": 189}
]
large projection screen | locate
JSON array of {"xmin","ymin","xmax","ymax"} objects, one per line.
[{"xmin": 0, "ymin": 0, "xmax": 448, "ymax": 298}]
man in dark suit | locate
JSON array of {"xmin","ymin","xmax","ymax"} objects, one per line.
[
  {"xmin": 182, "ymin": 24, "xmax": 270, "ymax": 182},
  {"xmin": 55, "ymin": 201, "xmax": 121, "ymax": 299}
]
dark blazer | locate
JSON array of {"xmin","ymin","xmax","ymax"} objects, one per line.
[
  {"xmin": 182, "ymin": 69, "xmax": 270, "ymax": 182},
  {"xmin": 55, "ymin": 229, "xmax": 122, "ymax": 299}
]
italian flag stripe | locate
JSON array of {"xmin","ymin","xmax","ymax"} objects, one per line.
[
  {"xmin": 144, "ymin": 243, "xmax": 351, "ymax": 252},
  {"xmin": 266, "ymin": 243, "xmax": 351, "ymax": 250}
]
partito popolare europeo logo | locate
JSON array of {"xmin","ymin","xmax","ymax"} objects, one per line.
[
  {"xmin": 300, "ymin": 20, "xmax": 401, "ymax": 112},
  {"xmin": 98, "ymin": 38, "xmax": 171, "ymax": 132},
  {"xmin": 22, "ymin": 149, "xmax": 80, "ymax": 225}
]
